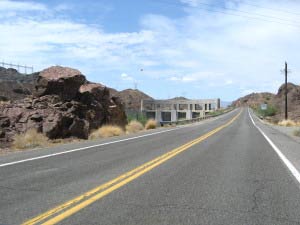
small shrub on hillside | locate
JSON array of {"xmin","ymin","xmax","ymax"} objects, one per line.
[
  {"xmin": 257, "ymin": 105, "xmax": 277, "ymax": 117},
  {"xmin": 293, "ymin": 129, "xmax": 300, "ymax": 137},
  {"xmin": 13, "ymin": 129, "xmax": 49, "ymax": 150},
  {"xmin": 89, "ymin": 125, "xmax": 124, "ymax": 139},
  {"xmin": 278, "ymin": 119, "xmax": 297, "ymax": 127},
  {"xmin": 145, "ymin": 119, "xmax": 157, "ymax": 130},
  {"xmin": 126, "ymin": 120, "xmax": 144, "ymax": 134}
]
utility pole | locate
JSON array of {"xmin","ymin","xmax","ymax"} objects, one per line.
[{"xmin": 284, "ymin": 62, "xmax": 288, "ymax": 120}]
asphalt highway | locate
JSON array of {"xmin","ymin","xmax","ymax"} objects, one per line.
[{"xmin": 1, "ymin": 108, "xmax": 300, "ymax": 225}]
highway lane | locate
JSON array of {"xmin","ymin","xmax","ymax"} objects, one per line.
[
  {"xmin": 1, "ymin": 108, "xmax": 300, "ymax": 224},
  {"xmin": 0, "ymin": 109, "xmax": 238, "ymax": 224}
]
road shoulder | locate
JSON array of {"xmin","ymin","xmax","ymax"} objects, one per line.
[{"xmin": 250, "ymin": 109, "xmax": 300, "ymax": 183}]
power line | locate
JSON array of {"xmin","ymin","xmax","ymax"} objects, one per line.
[
  {"xmin": 151, "ymin": 0, "xmax": 300, "ymax": 29},
  {"xmin": 191, "ymin": 1, "xmax": 300, "ymax": 25},
  {"xmin": 238, "ymin": 2, "xmax": 300, "ymax": 17}
]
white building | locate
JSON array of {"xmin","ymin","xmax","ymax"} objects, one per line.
[{"xmin": 141, "ymin": 98, "xmax": 220, "ymax": 123}]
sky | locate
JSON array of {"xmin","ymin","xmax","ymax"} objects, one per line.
[{"xmin": 1, "ymin": 0, "xmax": 300, "ymax": 101}]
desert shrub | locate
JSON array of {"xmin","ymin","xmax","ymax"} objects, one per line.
[
  {"xmin": 13, "ymin": 129, "xmax": 49, "ymax": 150},
  {"xmin": 293, "ymin": 129, "xmax": 300, "ymax": 137},
  {"xmin": 257, "ymin": 105, "xmax": 277, "ymax": 117},
  {"xmin": 89, "ymin": 125, "xmax": 124, "ymax": 139},
  {"xmin": 127, "ymin": 113, "xmax": 148, "ymax": 125},
  {"xmin": 278, "ymin": 119, "xmax": 297, "ymax": 127},
  {"xmin": 145, "ymin": 119, "xmax": 157, "ymax": 130},
  {"xmin": 126, "ymin": 120, "xmax": 144, "ymax": 134}
]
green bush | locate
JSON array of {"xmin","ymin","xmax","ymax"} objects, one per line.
[
  {"xmin": 127, "ymin": 113, "xmax": 148, "ymax": 125},
  {"xmin": 256, "ymin": 105, "xmax": 277, "ymax": 117}
]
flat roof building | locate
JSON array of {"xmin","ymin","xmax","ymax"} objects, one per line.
[{"xmin": 141, "ymin": 98, "xmax": 220, "ymax": 123}]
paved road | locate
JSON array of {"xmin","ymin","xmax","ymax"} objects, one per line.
[{"xmin": 1, "ymin": 109, "xmax": 300, "ymax": 225}]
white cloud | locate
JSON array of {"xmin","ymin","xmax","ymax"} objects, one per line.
[
  {"xmin": 121, "ymin": 73, "xmax": 134, "ymax": 81},
  {"xmin": 0, "ymin": 0, "xmax": 47, "ymax": 11},
  {"xmin": 1, "ymin": 0, "xmax": 300, "ymax": 99}
]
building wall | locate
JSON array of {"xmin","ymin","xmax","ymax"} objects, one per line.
[{"xmin": 141, "ymin": 98, "xmax": 220, "ymax": 122}]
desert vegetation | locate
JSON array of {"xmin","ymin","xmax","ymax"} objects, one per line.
[
  {"xmin": 126, "ymin": 120, "xmax": 144, "ymax": 134},
  {"xmin": 278, "ymin": 119, "xmax": 298, "ymax": 127},
  {"xmin": 145, "ymin": 119, "xmax": 157, "ymax": 130},
  {"xmin": 13, "ymin": 129, "xmax": 49, "ymax": 150},
  {"xmin": 89, "ymin": 125, "xmax": 125, "ymax": 140},
  {"xmin": 255, "ymin": 104, "xmax": 277, "ymax": 118},
  {"xmin": 127, "ymin": 112, "xmax": 148, "ymax": 125}
]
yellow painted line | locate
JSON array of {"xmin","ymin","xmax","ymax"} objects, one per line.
[{"xmin": 22, "ymin": 110, "xmax": 242, "ymax": 225}]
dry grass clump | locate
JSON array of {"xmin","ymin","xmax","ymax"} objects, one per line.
[
  {"xmin": 126, "ymin": 120, "xmax": 144, "ymax": 134},
  {"xmin": 145, "ymin": 119, "xmax": 157, "ymax": 130},
  {"xmin": 89, "ymin": 125, "xmax": 124, "ymax": 139},
  {"xmin": 13, "ymin": 129, "xmax": 49, "ymax": 150},
  {"xmin": 293, "ymin": 129, "xmax": 300, "ymax": 137},
  {"xmin": 278, "ymin": 119, "xmax": 297, "ymax": 127}
]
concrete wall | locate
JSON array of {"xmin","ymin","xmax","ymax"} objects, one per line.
[{"xmin": 141, "ymin": 98, "xmax": 220, "ymax": 122}]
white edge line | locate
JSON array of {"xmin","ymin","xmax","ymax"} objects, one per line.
[
  {"xmin": 0, "ymin": 128, "xmax": 181, "ymax": 168},
  {"xmin": 0, "ymin": 109, "xmax": 237, "ymax": 168},
  {"xmin": 248, "ymin": 108, "xmax": 300, "ymax": 184}
]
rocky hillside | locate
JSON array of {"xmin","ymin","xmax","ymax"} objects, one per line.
[
  {"xmin": 232, "ymin": 82, "xmax": 300, "ymax": 121},
  {"xmin": 0, "ymin": 67, "xmax": 153, "ymax": 113},
  {"xmin": 0, "ymin": 66, "xmax": 127, "ymax": 147},
  {"xmin": 273, "ymin": 83, "xmax": 300, "ymax": 120},
  {"xmin": 112, "ymin": 89, "xmax": 153, "ymax": 112},
  {"xmin": 0, "ymin": 67, "xmax": 38, "ymax": 101},
  {"xmin": 232, "ymin": 92, "xmax": 275, "ymax": 108}
]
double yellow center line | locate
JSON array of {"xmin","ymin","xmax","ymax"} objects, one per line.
[{"xmin": 23, "ymin": 110, "xmax": 242, "ymax": 225}]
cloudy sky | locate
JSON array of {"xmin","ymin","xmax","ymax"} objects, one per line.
[{"xmin": 1, "ymin": 0, "xmax": 300, "ymax": 101}]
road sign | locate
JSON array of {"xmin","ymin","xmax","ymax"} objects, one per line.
[{"xmin": 261, "ymin": 104, "xmax": 267, "ymax": 110}]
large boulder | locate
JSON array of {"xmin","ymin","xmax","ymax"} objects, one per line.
[
  {"xmin": 35, "ymin": 66, "xmax": 86, "ymax": 101},
  {"xmin": 0, "ymin": 66, "xmax": 127, "ymax": 147}
]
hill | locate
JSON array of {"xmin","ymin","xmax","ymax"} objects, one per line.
[
  {"xmin": 112, "ymin": 89, "xmax": 153, "ymax": 112},
  {"xmin": 232, "ymin": 92, "xmax": 275, "ymax": 108},
  {"xmin": 232, "ymin": 83, "xmax": 300, "ymax": 121}
]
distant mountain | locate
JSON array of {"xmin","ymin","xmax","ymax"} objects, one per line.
[{"xmin": 111, "ymin": 89, "xmax": 153, "ymax": 112}]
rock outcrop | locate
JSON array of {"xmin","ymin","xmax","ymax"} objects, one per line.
[
  {"xmin": 273, "ymin": 83, "xmax": 300, "ymax": 120},
  {"xmin": 0, "ymin": 66, "xmax": 127, "ymax": 147},
  {"xmin": 0, "ymin": 67, "xmax": 38, "ymax": 101}
]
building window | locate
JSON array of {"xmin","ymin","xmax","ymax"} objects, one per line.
[
  {"xmin": 192, "ymin": 112, "xmax": 200, "ymax": 118},
  {"xmin": 161, "ymin": 112, "xmax": 171, "ymax": 121},
  {"xmin": 195, "ymin": 104, "xmax": 202, "ymax": 110},
  {"xmin": 179, "ymin": 104, "xmax": 188, "ymax": 110},
  {"xmin": 146, "ymin": 112, "xmax": 156, "ymax": 119},
  {"xmin": 177, "ymin": 112, "xmax": 186, "ymax": 120}
]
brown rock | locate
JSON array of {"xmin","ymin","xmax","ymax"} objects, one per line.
[
  {"xmin": 0, "ymin": 66, "xmax": 128, "ymax": 147},
  {"xmin": 35, "ymin": 66, "xmax": 86, "ymax": 101}
]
